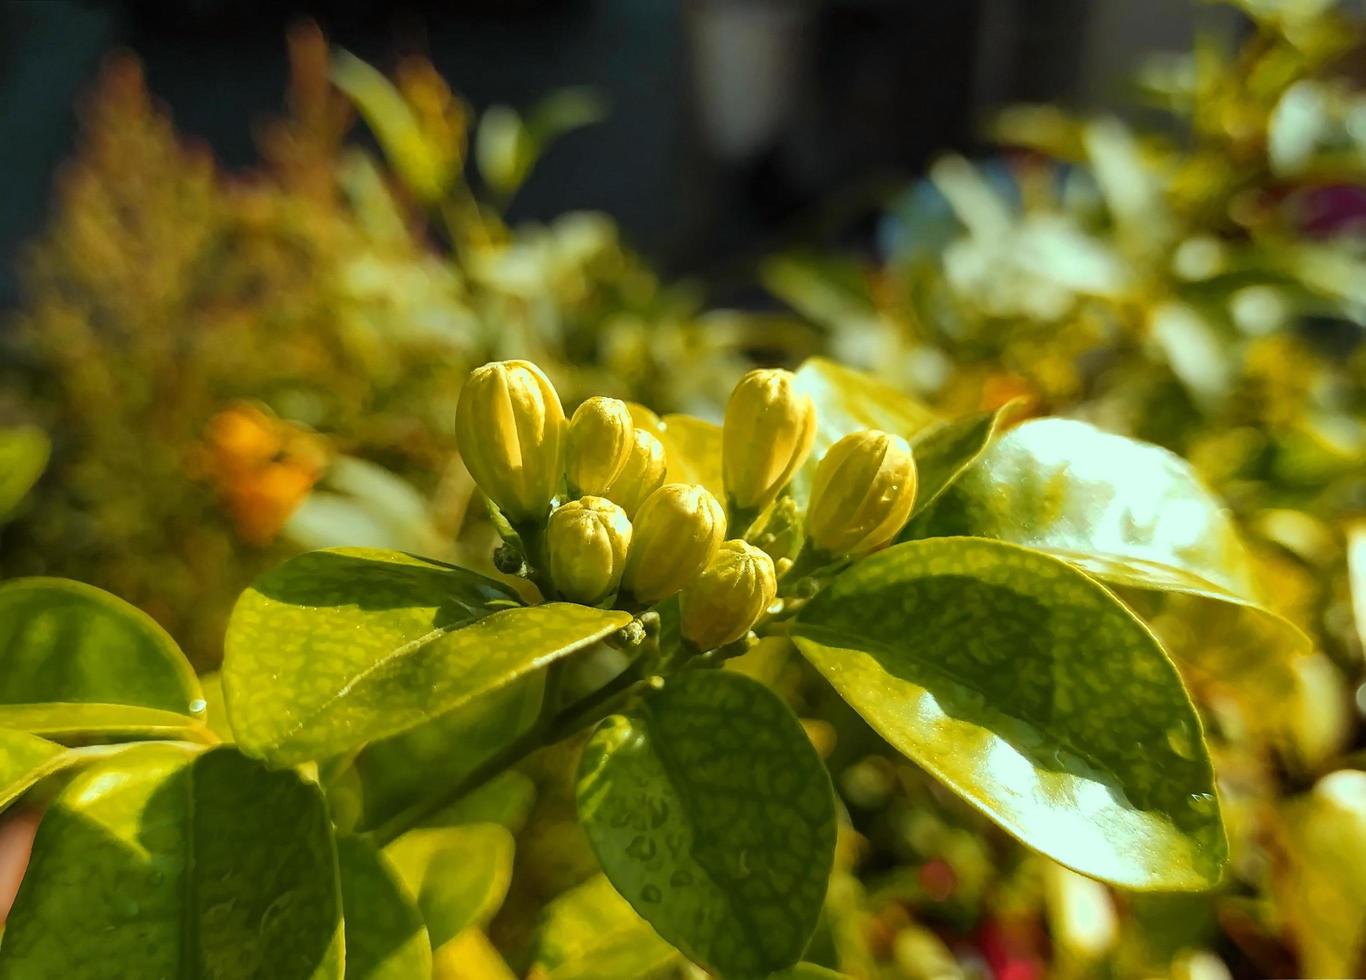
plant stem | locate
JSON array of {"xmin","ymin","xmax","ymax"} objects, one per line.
[{"xmin": 368, "ymin": 658, "xmax": 652, "ymax": 847}]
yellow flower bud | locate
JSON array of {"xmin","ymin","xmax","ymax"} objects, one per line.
[
  {"xmin": 455, "ymin": 360, "xmax": 566, "ymax": 522},
  {"xmin": 546, "ymin": 496, "xmax": 633, "ymax": 604},
  {"xmin": 602, "ymin": 429, "xmax": 667, "ymax": 518},
  {"xmin": 565, "ymin": 397, "xmax": 635, "ymax": 497},
  {"xmin": 680, "ymin": 539, "xmax": 777, "ymax": 650},
  {"xmin": 621, "ymin": 483, "xmax": 726, "ymax": 604},
  {"xmin": 807, "ymin": 430, "xmax": 917, "ymax": 557},
  {"xmin": 723, "ymin": 368, "xmax": 817, "ymax": 511}
]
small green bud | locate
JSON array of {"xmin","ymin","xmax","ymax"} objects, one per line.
[
  {"xmin": 602, "ymin": 429, "xmax": 668, "ymax": 518},
  {"xmin": 621, "ymin": 483, "xmax": 726, "ymax": 604},
  {"xmin": 455, "ymin": 360, "xmax": 566, "ymax": 522},
  {"xmin": 723, "ymin": 368, "xmax": 817, "ymax": 511},
  {"xmin": 680, "ymin": 539, "xmax": 777, "ymax": 650},
  {"xmin": 807, "ymin": 429, "xmax": 917, "ymax": 556},
  {"xmin": 547, "ymin": 496, "xmax": 632, "ymax": 604},
  {"xmin": 565, "ymin": 396, "xmax": 636, "ymax": 497}
]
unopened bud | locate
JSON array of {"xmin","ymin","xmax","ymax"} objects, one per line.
[
  {"xmin": 680, "ymin": 539, "xmax": 777, "ymax": 650},
  {"xmin": 723, "ymin": 369, "xmax": 817, "ymax": 511},
  {"xmin": 455, "ymin": 360, "xmax": 566, "ymax": 522},
  {"xmin": 621, "ymin": 483, "xmax": 726, "ymax": 604},
  {"xmin": 566, "ymin": 397, "xmax": 636, "ymax": 497},
  {"xmin": 602, "ymin": 429, "xmax": 668, "ymax": 518},
  {"xmin": 807, "ymin": 429, "xmax": 917, "ymax": 556},
  {"xmin": 546, "ymin": 496, "xmax": 632, "ymax": 604}
]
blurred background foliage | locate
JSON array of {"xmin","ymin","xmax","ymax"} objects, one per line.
[{"xmin": 0, "ymin": 0, "xmax": 1364, "ymax": 977}]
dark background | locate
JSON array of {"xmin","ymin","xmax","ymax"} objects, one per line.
[{"xmin": 0, "ymin": 0, "xmax": 1230, "ymax": 309}]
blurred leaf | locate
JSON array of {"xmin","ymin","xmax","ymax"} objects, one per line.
[
  {"xmin": 793, "ymin": 537, "xmax": 1226, "ymax": 890},
  {"xmin": 1349, "ymin": 521, "xmax": 1366, "ymax": 652},
  {"xmin": 332, "ymin": 50, "xmax": 454, "ymax": 203},
  {"xmin": 1276, "ymin": 770, "xmax": 1366, "ymax": 979},
  {"xmin": 424, "ymin": 769, "xmax": 537, "ymax": 834},
  {"xmin": 0, "ymin": 744, "xmax": 343, "ymax": 979},
  {"xmin": 339, "ymin": 674, "xmax": 542, "ymax": 833},
  {"xmin": 477, "ymin": 89, "xmax": 604, "ymax": 201},
  {"xmin": 761, "ymin": 253, "xmax": 881, "ymax": 332},
  {"xmin": 0, "ymin": 578, "xmax": 204, "ymax": 742},
  {"xmin": 384, "ymin": 823, "xmax": 515, "ymax": 950},
  {"xmin": 0, "ymin": 729, "xmax": 67, "ymax": 812},
  {"xmin": 223, "ymin": 548, "xmax": 630, "ymax": 765},
  {"xmin": 577, "ymin": 671, "xmax": 837, "ymax": 976},
  {"xmin": 0, "ymin": 426, "xmax": 48, "ymax": 526},
  {"xmin": 337, "ymin": 836, "xmax": 433, "ymax": 980},
  {"xmin": 657, "ymin": 413, "xmax": 724, "ymax": 501},
  {"xmin": 433, "ymin": 929, "xmax": 515, "ymax": 980},
  {"xmin": 795, "ymin": 358, "xmax": 940, "ymax": 461},
  {"xmin": 285, "ymin": 457, "xmax": 445, "ymax": 556},
  {"xmin": 530, "ymin": 874, "xmax": 679, "ymax": 980}
]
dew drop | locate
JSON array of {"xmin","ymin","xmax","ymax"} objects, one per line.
[
  {"xmin": 1187, "ymin": 792, "xmax": 1217, "ymax": 815},
  {"xmin": 1166, "ymin": 724, "xmax": 1196, "ymax": 760},
  {"xmin": 188, "ymin": 698, "xmax": 207, "ymax": 716},
  {"xmin": 626, "ymin": 835, "xmax": 657, "ymax": 861},
  {"xmin": 641, "ymin": 884, "xmax": 662, "ymax": 903},
  {"xmin": 670, "ymin": 869, "xmax": 694, "ymax": 887}
]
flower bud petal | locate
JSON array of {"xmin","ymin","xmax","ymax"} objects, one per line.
[
  {"xmin": 455, "ymin": 360, "xmax": 566, "ymax": 522},
  {"xmin": 680, "ymin": 539, "xmax": 777, "ymax": 650},
  {"xmin": 602, "ymin": 429, "xmax": 667, "ymax": 518},
  {"xmin": 622, "ymin": 483, "xmax": 726, "ymax": 604},
  {"xmin": 723, "ymin": 368, "xmax": 817, "ymax": 511},
  {"xmin": 547, "ymin": 496, "xmax": 633, "ymax": 604},
  {"xmin": 807, "ymin": 429, "xmax": 917, "ymax": 556},
  {"xmin": 566, "ymin": 397, "xmax": 636, "ymax": 497}
]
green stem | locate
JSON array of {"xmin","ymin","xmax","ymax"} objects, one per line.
[{"xmin": 368, "ymin": 658, "xmax": 652, "ymax": 847}]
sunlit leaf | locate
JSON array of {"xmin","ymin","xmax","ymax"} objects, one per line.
[
  {"xmin": 337, "ymin": 836, "xmax": 432, "ymax": 980},
  {"xmin": 384, "ymin": 823, "xmax": 515, "ymax": 950},
  {"xmin": 530, "ymin": 874, "xmax": 679, "ymax": 980},
  {"xmin": 0, "ymin": 730, "xmax": 66, "ymax": 813},
  {"xmin": 224, "ymin": 548, "xmax": 630, "ymax": 765},
  {"xmin": 658, "ymin": 414, "xmax": 724, "ymax": 502},
  {"xmin": 906, "ymin": 403, "xmax": 1016, "ymax": 518},
  {"xmin": 433, "ymin": 929, "xmax": 516, "ymax": 980},
  {"xmin": 0, "ymin": 426, "xmax": 48, "ymax": 525},
  {"xmin": 422, "ymin": 770, "xmax": 537, "ymax": 834},
  {"xmin": 793, "ymin": 537, "xmax": 1226, "ymax": 890},
  {"xmin": 578, "ymin": 670, "xmax": 837, "ymax": 976},
  {"xmin": 0, "ymin": 578, "xmax": 204, "ymax": 742},
  {"xmin": 0, "ymin": 744, "xmax": 343, "ymax": 979}
]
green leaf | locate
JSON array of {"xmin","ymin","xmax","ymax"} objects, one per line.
[
  {"xmin": 792, "ymin": 536, "xmax": 1226, "ymax": 891},
  {"xmin": 0, "ymin": 729, "xmax": 66, "ymax": 812},
  {"xmin": 0, "ymin": 426, "xmax": 48, "ymax": 525},
  {"xmin": 224, "ymin": 548, "xmax": 630, "ymax": 765},
  {"xmin": 337, "ymin": 836, "xmax": 433, "ymax": 980},
  {"xmin": 421, "ymin": 769, "xmax": 537, "ymax": 835},
  {"xmin": 577, "ymin": 670, "xmax": 837, "ymax": 976},
  {"xmin": 384, "ymin": 823, "xmax": 515, "ymax": 950},
  {"xmin": 0, "ymin": 744, "xmax": 343, "ymax": 979},
  {"xmin": 530, "ymin": 874, "xmax": 680, "ymax": 980},
  {"xmin": 658, "ymin": 414, "xmax": 724, "ymax": 503},
  {"xmin": 339, "ymin": 674, "xmax": 542, "ymax": 833},
  {"xmin": 770, "ymin": 966, "xmax": 851, "ymax": 980},
  {"xmin": 906, "ymin": 404, "xmax": 1015, "ymax": 518},
  {"xmin": 0, "ymin": 578, "xmax": 204, "ymax": 742},
  {"xmin": 906, "ymin": 418, "xmax": 1256, "ymax": 602},
  {"xmin": 795, "ymin": 358, "xmax": 941, "ymax": 460}
]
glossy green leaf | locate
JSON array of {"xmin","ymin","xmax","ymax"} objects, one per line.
[
  {"xmin": 337, "ymin": 836, "xmax": 433, "ymax": 980},
  {"xmin": 658, "ymin": 413, "xmax": 724, "ymax": 502},
  {"xmin": 577, "ymin": 670, "xmax": 837, "ymax": 976},
  {"xmin": 340, "ymin": 674, "xmax": 542, "ymax": 833},
  {"xmin": 530, "ymin": 874, "xmax": 679, "ymax": 980},
  {"xmin": 0, "ymin": 426, "xmax": 48, "ymax": 524},
  {"xmin": 0, "ymin": 744, "xmax": 343, "ymax": 979},
  {"xmin": 0, "ymin": 729, "xmax": 66, "ymax": 812},
  {"xmin": 384, "ymin": 823, "xmax": 515, "ymax": 949},
  {"xmin": 770, "ymin": 965, "xmax": 851, "ymax": 980},
  {"xmin": 792, "ymin": 537, "xmax": 1226, "ymax": 891},
  {"xmin": 906, "ymin": 418, "xmax": 1256, "ymax": 602},
  {"xmin": 905, "ymin": 404, "xmax": 1015, "ymax": 518},
  {"xmin": 794, "ymin": 357, "xmax": 940, "ymax": 460},
  {"xmin": 0, "ymin": 578, "xmax": 204, "ymax": 742},
  {"xmin": 224, "ymin": 548, "xmax": 630, "ymax": 765}
]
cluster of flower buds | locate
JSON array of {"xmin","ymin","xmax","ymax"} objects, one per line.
[{"xmin": 455, "ymin": 360, "xmax": 918, "ymax": 650}]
